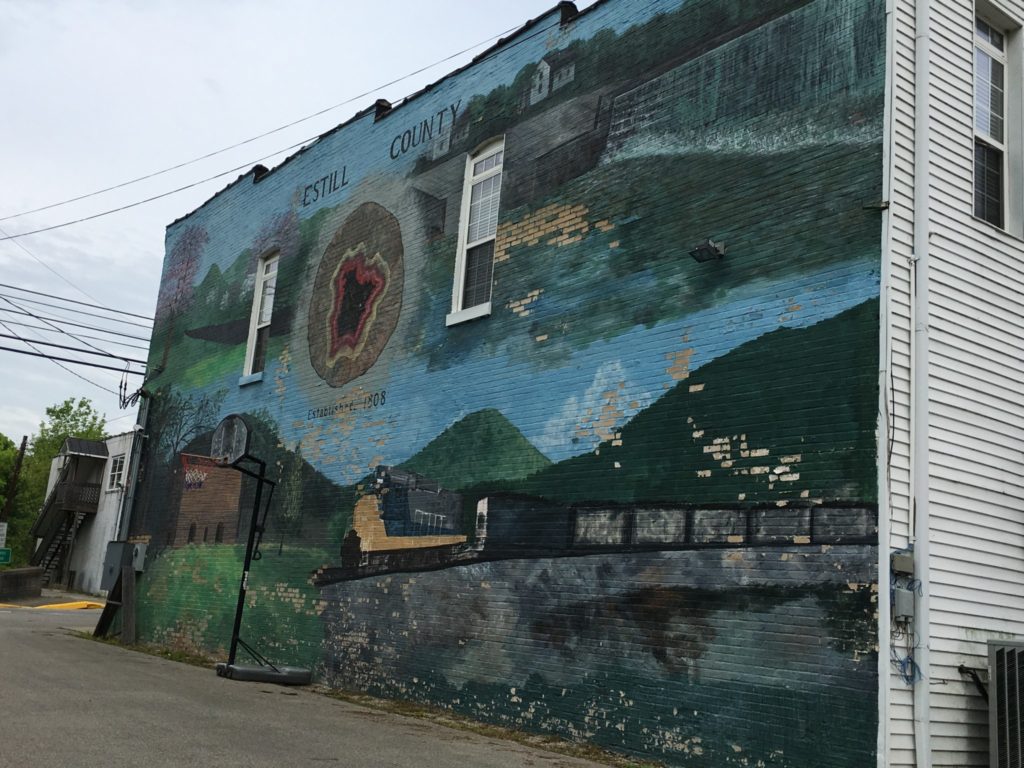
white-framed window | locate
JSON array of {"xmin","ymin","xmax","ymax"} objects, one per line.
[
  {"xmin": 975, "ymin": 16, "xmax": 1008, "ymax": 226},
  {"xmin": 108, "ymin": 453, "xmax": 126, "ymax": 490},
  {"xmin": 974, "ymin": 6, "xmax": 1022, "ymax": 234},
  {"xmin": 446, "ymin": 138, "xmax": 504, "ymax": 326},
  {"xmin": 243, "ymin": 253, "xmax": 279, "ymax": 376}
]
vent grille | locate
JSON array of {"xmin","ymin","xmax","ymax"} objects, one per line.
[{"xmin": 990, "ymin": 641, "xmax": 1024, "ymax": 768}]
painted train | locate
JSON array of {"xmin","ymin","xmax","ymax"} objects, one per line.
[{"xmin": 313, "ymin": 467, "xmax": 876, "ymax": 586}]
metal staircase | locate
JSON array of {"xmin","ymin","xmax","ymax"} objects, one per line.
[
  {"xmin": 29, "ymin": 457, "xmax": 100, "ymax": 587},
  {"xmin": 34, "ymin": 511, "xmax": 85, "ymax": 586}
]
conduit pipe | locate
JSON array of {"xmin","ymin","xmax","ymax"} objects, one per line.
[
  {"xmin": 876, "ymin": 1, "xmax": 899, "ymax": 763},
  {"xmin": 911, "ymin": 0, "xmax": 933, "ymax": 765}
]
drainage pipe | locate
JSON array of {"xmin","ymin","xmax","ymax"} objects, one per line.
[{"xmin": 911, "ymin": 0, "xmax": 933, "ymax": 765}]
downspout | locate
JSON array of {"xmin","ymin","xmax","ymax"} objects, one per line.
[
  {"xmin": 877, "ymin": 0, "xmax": 899, "ymax": 764},
  {"xmin": 911, "ymin": 0, "xmax": 933, "ymax": 765},
  {"xmin": 115, "ymin": 395, "xmax": 149, "ymax": 541}
]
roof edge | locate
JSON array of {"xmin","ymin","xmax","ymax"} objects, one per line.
[{"xmin": 167, "ymin": 1, "xmax": 603, "ymax": 230}]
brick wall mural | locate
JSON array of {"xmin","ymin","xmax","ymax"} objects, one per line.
[{"xmin": 132, "ymin": 0, "xmax": 886, "ymax": 764}]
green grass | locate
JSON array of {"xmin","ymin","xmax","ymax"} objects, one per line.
[
  {"xmin": 176, "ymin": 336, "xmax": 246, "ymax": 389},
  {"xmin": 136, "ymin": 543, "xmax": 331, "ymax": 670}
]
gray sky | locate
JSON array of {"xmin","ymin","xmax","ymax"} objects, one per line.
[{"xmin": 0, "ymin": 0, "xmax": 566, "ymax": 442}]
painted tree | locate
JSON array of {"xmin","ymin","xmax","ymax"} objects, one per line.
[
  {"xmin": 276, "ymin": 446, "xmax": 305, "ymax": 545},
  {"xmin": 130, "ymin": 386, "xmax": 224, "ymax": 543},
  {"xmin": 154, "ymin": 224, "xmax": 207, "ymax": 371}
]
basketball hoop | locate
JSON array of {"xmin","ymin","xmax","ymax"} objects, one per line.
[
  {"xmin": 211, "ymin": 414, "xmax": 251, "ymax": 466},
  {"xmin": 207, "ymin": 413, "xmax": 312, "ymax": 685}
]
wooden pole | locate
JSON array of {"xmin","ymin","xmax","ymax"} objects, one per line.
[{"xmin": 121, "ymin": 564, "xmax": 136, "ymax": 645}]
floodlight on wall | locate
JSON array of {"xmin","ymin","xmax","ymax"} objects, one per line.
[{"xmin": 689, "ymin": 238, "xmax": 726, "ymax": 263}]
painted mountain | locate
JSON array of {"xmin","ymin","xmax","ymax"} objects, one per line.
[
  {"xmin": 486, "ymin": 299, "xmax": 879, "ymax": 507},
  {"xmin": 398, "ymin": 408, "xmax": 551, "ymax": 489}
]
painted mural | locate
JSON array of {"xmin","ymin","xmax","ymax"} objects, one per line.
[{"xmin": 132, "ymin": 0, "xmax": 886, "ymax": 764}]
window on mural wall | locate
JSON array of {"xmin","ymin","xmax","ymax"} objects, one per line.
[
  {"xmin": 244, "ymin": 253, "xmax": 279, "ymax": 375},
  {"xmin": 975, "ymin": 15, "xmax": 1008, "ymax": 227},
  {"xmin": 107, "ymin": 454, "xmax": 126, "ymax": 490},
  {"xmin": 447, "ymin": 138, "xmax": 504, "ymax": 326}
]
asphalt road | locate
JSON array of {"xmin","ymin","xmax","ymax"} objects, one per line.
[{"xmin": 0, "ymin": 606, "xmax": 607, "ymax": 768}]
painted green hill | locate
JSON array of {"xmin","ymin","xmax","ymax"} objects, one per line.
[
  {"xmin": 399, "ymin": 408, "xmax": 552, "ymax": 491},
  {"xmin": 514, "ymin": 299, "xmax": 879, "ymax": 505}
]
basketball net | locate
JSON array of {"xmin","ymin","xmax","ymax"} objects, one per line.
[{"xmin": 180, "ymin": 453, "xmax": 219, "ymax": 491}]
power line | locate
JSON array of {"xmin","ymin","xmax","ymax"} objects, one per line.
[
  {"xmin": 0, "ymin": 294, "xmax": 144, "ymax": 370},
  {"xmin": 0, "ymin": 139, "xmax": 310, "ymax": 241},
  {"xmin": 0, "ymin": 345, "xmax": 145, "ymax": 376},
  {"xmin": 0, "ymin": 293, "xmax": 152, "ymax": 329},
  {"xmin": 105, "ymin": 413, "xmax": 139, "ymax": 427},
  {"xmin": 0, "ymin": 332, "xmax": 148, "ymax": 365},
  {"xmin": 0, "ymin": 295, "xmax": 145, "ymax": 364},
  {"xmin": 0, "ymin": 223, "xmax": 102, "ymax": 304},
  {"xmin": 0, "ymin": 305, "xmax": 152, "ymax": 343},
  {"xmin": 0, "ymin": 282, "xmax": 153, "ymax": 321},
  {"xmin": 0, "ymin": 319, "xmax": 121, "ymax": 395},
  {"xmin": 0, "ymin": 22, "xmax": 522, "ymax": 224},
  {"xmin": 0, "ymin": 319, "xmax": 150, "ymax": 351},
  {"xmin": 0, "ymin": 18, "xmax": 563, "ymax": 243}
]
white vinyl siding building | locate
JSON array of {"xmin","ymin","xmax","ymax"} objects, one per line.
[{"xmin": 882, "ymin": 0, "xmax": 1024, "ymax": 765}]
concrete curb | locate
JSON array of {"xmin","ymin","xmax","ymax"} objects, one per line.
[{"xmin": 0, "ymin": 600, "xmax": 103, "ymax": 610}]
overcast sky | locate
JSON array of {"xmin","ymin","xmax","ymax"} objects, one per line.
[{"xmin": 0, "ymin": 0, "xmax": 571, "ymax": 443}]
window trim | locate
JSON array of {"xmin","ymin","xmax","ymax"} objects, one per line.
[
  {"xmin": 242, "ymin": 252, "xmax": 279, "ymax": 377},
  {"xmin": 107, "ymin": 453, "xmax": 126, "ymax": 491},
  {"xmin": 446, "ymin": 137, "xmax": 505, "ymax": 327},
  {"xmin": 973, "ymin": 3, "xmax": 1023, "ymax": 236}
]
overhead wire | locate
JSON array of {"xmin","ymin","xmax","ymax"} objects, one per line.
[
  {"xmin": 0, "ymin": 282, "xmax": 153, "ymax": 321},
  {"xmin": 0, "ymin": 319, "xmax": 150, "ymax": 350},
  {"xmin": 0, "ymin": 293, "xmax": 152, "ymax": 329},
  {"xmin": 0, "ymin": 299, "xmax": 151, "ymax": 343},
  {"xmin": 0, "ymin": 21, "xmax": 526, "ymax": 225},
  {"xmin": 0, "ymin": 17, "xmax": 565, "ymax": 243},
  {"xmin": 0, "ymin": 223, "xmax": 103, "ymax": 305},
  {"xmin": 0, "ymin": 318, "xmax": 121, "ymax": 394},
  {"xmin": 0, "ymin": 332, "xmax": 147, "ymax": 365},
  {"xmin": 0, "ymin": 345, "xmax": 145, "ymax": 376},
  {"xmin": 0, "ymin": 142, "xmax": 310, "ymax": 242},
  {"xmin": 104, "ymin": 412, "xmax": 139, "ymax": 427}
]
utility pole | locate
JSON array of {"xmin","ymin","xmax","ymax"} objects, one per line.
[{"xmin": 0, "ymin": 436, "xmax": 28, "ymax": 550}]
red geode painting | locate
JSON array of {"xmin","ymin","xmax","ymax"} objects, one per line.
[{"xmin": 308, "ymin": 202, "xmax": 404, "ymax": 386}]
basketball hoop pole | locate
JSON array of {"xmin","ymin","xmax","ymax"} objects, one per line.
[
  {"xmin": 211, "ymin": 413, "xmax": 310, "ymax": 685},
  {"xmin": 226, "ymin": 456, "xmax": 266, "ymax": 669}
]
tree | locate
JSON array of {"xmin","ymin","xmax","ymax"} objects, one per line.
[
  {"xmin": 6, "ymin": 398, "xmax": 106, "ymax": 565},
  {"xmin": 0, "ymin": 433, "xmax": 18, "ymax": 517}
]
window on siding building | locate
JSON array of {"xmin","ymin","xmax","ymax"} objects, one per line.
[
  {"xmin": 975, "ymin": 16, "xmax": 1008, "ymax": 227},
  {"xmin": 446, "ymin": 138, "xmax": 504, "ymax": 326},
  {"xmin": 243, "ymin": 253, "xmax": 279, "ymax": 376},
  {"xmin": 107, "ymin": 453, "xmax": 126, "ymax": 490},
  {"xmin": 974, "ymin": 7, "xmax": 1024, "ymax": 236}
]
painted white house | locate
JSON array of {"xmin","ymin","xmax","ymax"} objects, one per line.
[
  {"xmin": 882, "ymin": 0, "xmax": 1024, "ymax": 765},
  {"xmin": 31, "ymin": 431, "xmax": 136, "ymax": 595},
  {"xmin": 528, "ymin": 48, "xmax": 577, "ymax": 107}
]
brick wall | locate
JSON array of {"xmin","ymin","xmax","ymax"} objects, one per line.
[{"xmin": 132, "ymin": 0, "xmax": 887, "ymax": 764}]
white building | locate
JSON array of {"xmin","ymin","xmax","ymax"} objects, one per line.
[
  {"xmin": 30, "ymin": 432, "xmax": 136, "ymax": 595},
  {"xmin": 882, "ymin": 0, "xmax": 1024, "ymax": 765}
]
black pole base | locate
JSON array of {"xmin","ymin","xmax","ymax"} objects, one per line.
[{"xmin": 215, "ymin": 662, "xmax": 312, "ymax": 686}]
